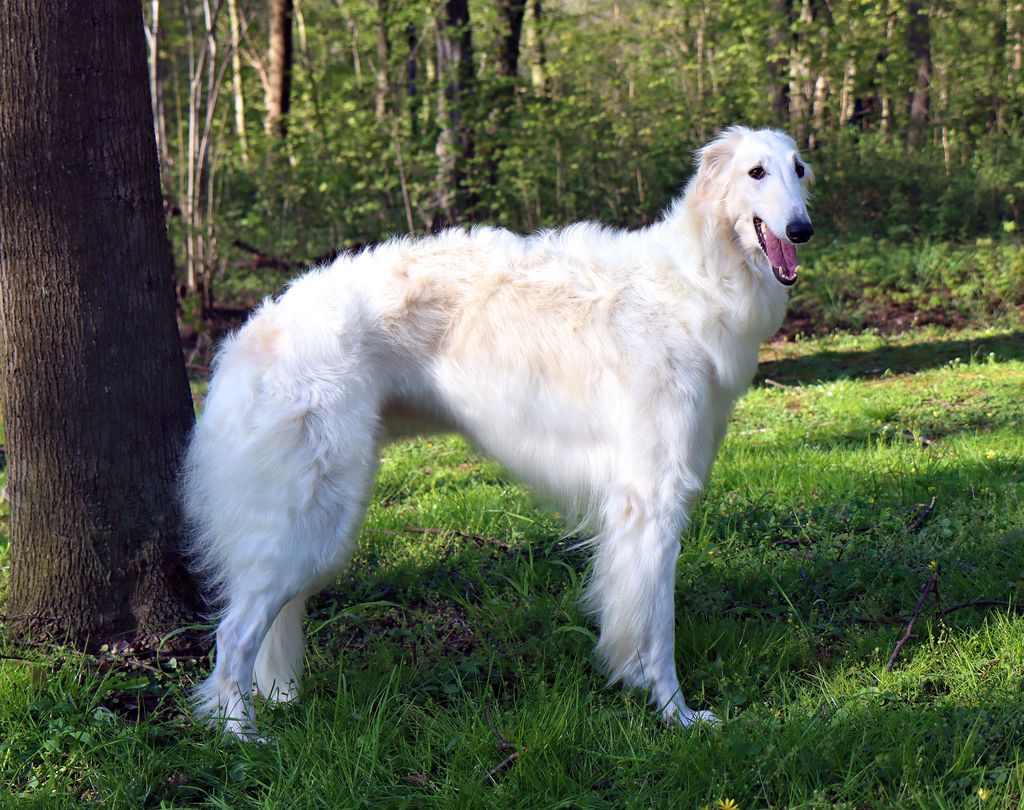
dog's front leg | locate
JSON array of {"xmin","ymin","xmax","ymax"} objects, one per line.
[{"xmin": 587, "ymin": 485, "xmax": 719, "ymax": 727}]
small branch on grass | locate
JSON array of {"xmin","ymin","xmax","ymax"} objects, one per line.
[
  {"xmin": 939, "ymin": 599, "xmax": 1012, "ymax": 618},
  {"xmin": 885, "ymin": 572, "xmax": 940, "ymax": 671},
  {"xmin": 906, "ymin": 496, "xmax": 938, "ymax": 534},
  {"xmin": 771, "ymin": 537, "xmax": 813, "ymax": 548},
  {"xmin": 482, "ymin": 704, "xmax": 526, "ymax": 786},
  {"xmin": 116, "ymin": 656, "xmax": 165, "ymax": 676}
]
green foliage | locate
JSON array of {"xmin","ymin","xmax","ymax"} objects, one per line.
[
  {"xmin": 793, "ymin": 234, "xmax": 1024, "ymax": 333},
  {"xmin": 2, "ymin": 326, "xmax": 1024, "ymax": 805},
  {"xmin": 147, "ymin": 0, "xmax": 1023, "ymax": 316}
]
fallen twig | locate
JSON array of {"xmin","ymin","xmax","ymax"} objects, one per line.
[
  {"xmin": 885, "ymin": 573, "xmax": 940, "ymax": 671},
  {"xmin": 771, "ymin": 537, "xmax": 813, "ymax": 548},
  {"xmin": 939, "ymin": 599, "xmax": 1012, "ymax": 618},
  {"xmin": 906, "ymin": 496, "xmax": 938, "ymax": 534},
  {"xmin": 482, "ymin": 705, "xmax": 526, "ymax": 786}
]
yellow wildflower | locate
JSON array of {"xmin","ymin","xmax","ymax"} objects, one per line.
[
  {"xmin": 718, "ymin": 800, "xmax": 740, "ymax": 810},
  {"xmin": 986, "ymin": 450, "xmax": 997, "ymax": 460},
  {"xmin": 978, "ymin": 786, "xmax": 990, "ymax": 801}
]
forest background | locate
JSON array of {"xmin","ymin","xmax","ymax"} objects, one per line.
[{"xmin": 150, "ymin": 0, "xmax": 1024, "ymax": 339}]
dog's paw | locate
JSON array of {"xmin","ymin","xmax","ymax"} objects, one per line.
[
  {"xmin": 663, "ymin": 703, "xmax": 721, "ymax": 728},
  {"xmin": 680, "ymin": 708, "xmax": 721, "ymax": 727}
]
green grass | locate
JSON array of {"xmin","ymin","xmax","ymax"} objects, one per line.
[{"xmin": 2, "ymin": 325, "xmax": 1024, "ymax": 807}]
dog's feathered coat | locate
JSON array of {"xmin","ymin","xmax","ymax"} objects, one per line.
[{"xmin": 182, "ymin": 126, "xmax": 814, "ymax": 737}]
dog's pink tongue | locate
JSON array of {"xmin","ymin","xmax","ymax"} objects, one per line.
[{"xmin": 764, "ymin": 226, "xmax": 799, "ymax": 273}]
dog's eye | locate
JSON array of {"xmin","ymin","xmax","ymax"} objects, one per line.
[
  {"xmin": 748, "ymin": 166, "xmax": 765, "ymax": 180},
  {"xmin": 795, "ymin": 161, "xmax": 805, "ymax": 179}
]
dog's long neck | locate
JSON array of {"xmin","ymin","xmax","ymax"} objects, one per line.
[
  {"xmin": 661, "ymin": 192, "xmax": 790, "ymax": 339},
  {"xmin": 648, "ymin": 191, "xmax": 791, "ymax": 394}
]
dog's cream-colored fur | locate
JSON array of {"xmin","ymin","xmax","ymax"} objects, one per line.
[{"xmin": 182, "ymin": 126, "xmax": 814, "ymax": 737}]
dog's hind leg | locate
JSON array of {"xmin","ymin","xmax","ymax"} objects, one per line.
[
  {"xmin": 253, "ymin": 592, "xmax": 308, "ymax": 703},
  {"xmin": 190, "ymin": 417, "xmax": 381, "ymax": 738},
  {"xmin": 586, "ymin": 484, "xmax": 718, "ymax": 727},
  {"xmin": 194, "ymin": 584, "xmax": 300, "ymax": 739}
]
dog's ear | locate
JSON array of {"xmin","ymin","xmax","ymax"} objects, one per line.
[{"xmin": 693, "ymin": 131, "xmax": 740, "ymax": 204}]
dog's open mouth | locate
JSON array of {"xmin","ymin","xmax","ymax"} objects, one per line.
[{"xmin": 753, "ymin": 217, "xmax": 799, "ymax": 286}]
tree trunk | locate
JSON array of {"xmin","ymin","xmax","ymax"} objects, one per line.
[
  {"xmin": 375, "ymin": 0, "xmax": 392, "ymax": 120},
  {"xmin": 144, "ymin": 1, "xmax": 171, "ymax": 173},
  {"xmin": 1013, "ymin": 2, "xmax": 1024, "ymax": 76},
  {"xmin": 434, "ymin": 0, "xmax": 478, "ymax": 227},
  {"xmin": 839, "ymin": 57, "xmax": 856, "ymax": 125},
  {"xmin": 0, "ymin": 1, "xmax": 200, "ymax": 648},
  {"xmin": 906, "ymin": 0, "xmax": 931, "ymax": 148},
  {"xmin": 809, "ymin": 73, "xmax": 828, "ymax": 148},
  {"xmin": 266, "ymin": 0, "xmax": 293, "ymax": 137},
  {"xmin": 181, "ymin": 1, "xmax": 224, "ymax": 317},
  {"xmin": 482, "ymin": 0, "xmax": 527, "ymax": 197},
  {"xmin": 788, "ymin": 0, "xmax": 814, "ymax": 144},
  {"xmin": 227, "ymin": 0, "xmax": 250, "ymax": 161},
  {"xmin": 879, "ymin": 10, "xmax": 898, "ymax": 137},
  {"xmin": 495, "ymin": 0, "xmax": 527, "ymax": 78},
  {"xmin": 767, "ymin": 0, "xmax": 791, "ymax": 126},
  {"xmin": 524, "ymin": 0, "xmax": 546, "ymax": 95}
]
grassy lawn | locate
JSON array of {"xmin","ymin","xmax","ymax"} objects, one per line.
[{"xmin": 1, "ymin": 324, "xmax": 1024, "ymax": 808}]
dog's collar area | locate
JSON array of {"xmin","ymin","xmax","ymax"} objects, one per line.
[{"xmin": 753, "ymin": 216, "xmax": 799, "ymax": 286}]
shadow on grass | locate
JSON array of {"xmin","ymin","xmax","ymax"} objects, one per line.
[
  {"xmin": 293, "ymin": 452, "xmax": 1023, "ymax": 727},
  {"xmin": 756, "ymin": 331, "xmax": 1024, "ymax": 386},
  {"xmin": 766, "ymin": 408, "xmax": 1024, "ymax": 452}
]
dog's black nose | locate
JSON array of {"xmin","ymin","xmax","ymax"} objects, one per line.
[{"xmin": 786, "ymin": 220, "xmax": 814, "ymax": 244}]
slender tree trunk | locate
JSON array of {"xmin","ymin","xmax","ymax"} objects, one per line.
[
  {"xmin": 266, "ymin": 0, "xmax": 293, "ymax": 137},
  {"xmin": 879, "ymin": 10, "xmax": 898, "ymax": 137},
  {"xmin": 1013, "ymin": 2, "xmax": 1024, "ymax": 75},
  {"xmin": 839, "ymin": 57, "xmax": 856, "ymax": 125},
  {"xmin": 434, "ymin": 0, "xmax": 477, "ymax": 227},
  {"xmin": 483, "ymin": 0, "xmax": 526, "ymax": 196},
  {"xmin": 767, "ymin": 0, "xmax": 791, "ymax": 126},
  {"xmin": 935, "ymin": 57, "xmax": 952, "ymax": 174},
  {"xmin": 695, "ymin": 6, "xmax": 706, "ymax": 140},
  {"xmin": 788, "ymin": 0, "xmax": 814, "ymax": 144},
  {"xmin": 906, "ymin": 0, "xmax": 931, "ymax": 148},
  {"xmin": 182, "ymin": 1, "xmax": 225, "ymax": 316},
  {"xmin": 144, "ymin": 1, "xmax": 171, "ymax": 173},
  {"xmin": 0, "ymin": 1, "xmax": 199, "ymax": 648},
  {"xmin": 227, "ymin": 0, "xmax": 249, "ymax": 161},
  {"xmin": 810, "ymin": 73, "xmax": 828, "ymax": 147},
  {"xmin": 524, "ymin": 0, "xmax": 546, "ymax": 94},
  {"xmin": 807, "ymin": 0, "xmax": 831, "ymax": 148},
  {"xmin": 375, "ymin": 0, "xmax": 392, "ymax": 120}
]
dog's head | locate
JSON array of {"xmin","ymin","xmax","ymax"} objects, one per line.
[{"xmin": 691, "ymin": 126, "xmax": 814, "ymax": 287}]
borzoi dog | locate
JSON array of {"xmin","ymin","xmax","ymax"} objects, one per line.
[{"xmin": 182, "ymin": 126, "xmax": 814, "ymax": 737}]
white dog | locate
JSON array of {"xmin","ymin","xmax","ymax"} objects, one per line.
[{"xmin": 182, "ymin": 126, "xmax": 814, "ymax": 738}]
